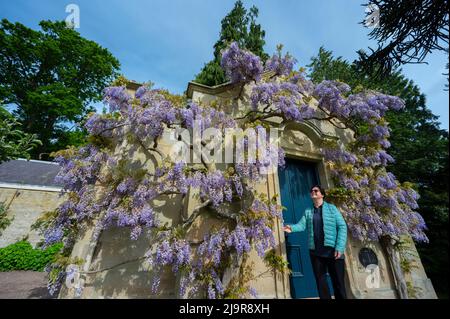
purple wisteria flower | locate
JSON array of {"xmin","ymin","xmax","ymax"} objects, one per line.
[
  {"xmin": 84, "ymin": 113, "xmax": 119, "ymax": 138},
  {"xmin": 43, "ymin": 225, "xmax": 64, "ymax": 247},
  {"xmin": 207, "ymin": 284, "xmax": 216, "ymax": 299},
  {"xmin": 151, "ymin": 273, "xmax": 161, "ymax": 294},
  {"xmin": 221, "ymin": 42, "xmax": 264, "ymax": 84},
  {"xmin": 172, "ymin": 239, "xmax": 191, "ymax": 272},
  {"xmin": 198, "ymin": 170, "xmax": 233, "ymax": 207},
  {"xmin": 198, "ymin": 229, "xmax": 228, "ymax": 267},
  {"xmin": 313, "ymin": 80, "xmax": 351, "ymax": 118},
  {"xmin": 226, "ymin": 224, "xmax": 251, "ymax": 256},
  {"xmin": 367, "ymin": 94, "xmax": 405, "ymax": 113},
  {"xmin": 103, "ymin": 86, "xmax": 131, "ymax": 113},
  {"xmin": 131, "ymin": 96, "xmax": 177, "ymax": 140},
  {"xmin": 266, "ymin": 52, "xmax": 297, "ymax": 76},
  {"xmin": 377, "ymin": 172, "xmax": 397, "ymax": 190},
  {"xmin": 116, "ymin": 177, "xmax": 136, "ymax": 194},
  {"xmin": 165, "ymin": 162, "xmax": 189, "ymax": 194},
  {"xmin": 54, "ymin": 144, "xmax": 107, "ymax": 192},
  {"xmin": 251, "ymin": 81, "xmax": 316, "ymax": 121},
  {"xmin": 249, "ymin": 287, "xmax": 258, "ymax": 298}
]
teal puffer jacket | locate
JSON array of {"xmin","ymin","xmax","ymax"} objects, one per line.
[{"xmin": 288, "ymin": 201, "xmax": 347, "ymax": 253}]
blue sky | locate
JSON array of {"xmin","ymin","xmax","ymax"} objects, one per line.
[{"xmin": 1, "ymin": 0, "xmax": 448, "ymax": 130}]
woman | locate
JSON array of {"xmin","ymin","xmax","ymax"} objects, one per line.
[{"xmin": 283, "ymin": 185, "xmax": 348, "ymax": 299}]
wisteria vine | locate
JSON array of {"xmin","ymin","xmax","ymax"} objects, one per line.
[{"xmin": 38, "ymin": 42, "xmax": 427, "ymax": 298}]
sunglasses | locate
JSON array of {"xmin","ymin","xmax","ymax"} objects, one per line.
[{"xmin": 311, "ymin": 189, "xmax": 321, "ymax": 194}]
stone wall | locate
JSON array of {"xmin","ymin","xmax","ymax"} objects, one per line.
[{"xmin": 0, "ymin": 186, "xmax": 65, "ymax": 248}]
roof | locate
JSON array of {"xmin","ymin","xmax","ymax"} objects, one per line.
[
  {"xmin": 126, "ymin": 80, "xmax": 141, "ymax": 91},
  {"xmin": 126, "ymin": 78, "xmax": 241, "ymax": 99},
  {"xmin": 0, "ymin": 159, "xmax": 62, "ymax": 188},
  {"xmin": 185, "ymin": 70, "xmax": 276, "ymax": 99},
  {"xmin": 186, "ymin": 80, "xmax": 238, "ymax": 99}
]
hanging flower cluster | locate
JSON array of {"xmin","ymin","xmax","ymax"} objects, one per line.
[
  {"xmin": 265, "ymin": 45, "xmax": 297, "ymax": 76},
  {"xmin": 220, "ymin": 42, "xmax": 264, "ymax": 84},
  {"xmin": 312, "ymin": 84, "xmax": 427, "ymax": 242}
]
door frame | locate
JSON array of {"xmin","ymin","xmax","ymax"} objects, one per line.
[
  {"xmin": 279, "ymin": 157, "xmax": 322, "ymax": 298},
  {"xmin": 272, "ymin": 120, "xmax": 337, "ymax": 298}
]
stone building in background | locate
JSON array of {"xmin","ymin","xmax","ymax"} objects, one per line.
[{"xmin": 0, "ymin": 159, "xmax": 64, "ymax": 248}]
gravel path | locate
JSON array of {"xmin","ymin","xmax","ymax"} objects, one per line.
[{"xmin": 0, "ymin": 271, "xmax": 54, "ymax": 299}]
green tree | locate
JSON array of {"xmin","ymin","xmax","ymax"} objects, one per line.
[
  {"xmin": 194, "ymin": 1, "xmax": 269, "ymax": 86},
  {"xmin": 308, "ymin": 47, "xmax": 449, "ymax": 298},
  {"xmin": 0, "ymin": 19, "xmax": 120, "ymax": 159},
  {"xmin": 0, "ymin": 105, "xmax": 41, "ymax": 163},
  {"xmin": 358, "ymin": 0, "xmax": 448, "ymax": 80}
]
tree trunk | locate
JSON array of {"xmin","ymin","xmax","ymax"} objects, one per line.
[{"xmin": 381, "ymin": 236, "xmax": 409, "ymax": 299}]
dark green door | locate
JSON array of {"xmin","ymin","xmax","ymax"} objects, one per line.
[{"xmin": 279, "ymin": 158, "xmax": 320, "ymax": 298}]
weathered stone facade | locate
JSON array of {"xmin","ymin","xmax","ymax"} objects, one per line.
[{"xmin": 55, "ymin": 79, "xmax": 437, "ymax": 299}]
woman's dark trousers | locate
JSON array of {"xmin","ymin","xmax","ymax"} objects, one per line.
[{"xmin": 309, "ymin": 253, "xmax": 347, "ymax": 299}]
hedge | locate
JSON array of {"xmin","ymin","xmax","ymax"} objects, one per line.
[{"xmin": 0, "ymin": 240, "xmax": 62, "ymax": 271}]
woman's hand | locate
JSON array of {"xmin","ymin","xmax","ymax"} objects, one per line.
[
  {"xmin": 283, "ymin": 225, "xmax": 292, "ymax": 233},
  {"xmin": 334, "ymin": 251, "xmax": 342, "ymax": 259}
]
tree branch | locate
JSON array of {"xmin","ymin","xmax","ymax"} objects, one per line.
[{"xmin": 181, "ymin": 199, "xmax": 211, "ymax": 229}]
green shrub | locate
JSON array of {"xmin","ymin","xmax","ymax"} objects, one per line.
[{"xmin": 0, "ymin": 240, "xmax": 63, "ymax": 271}]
